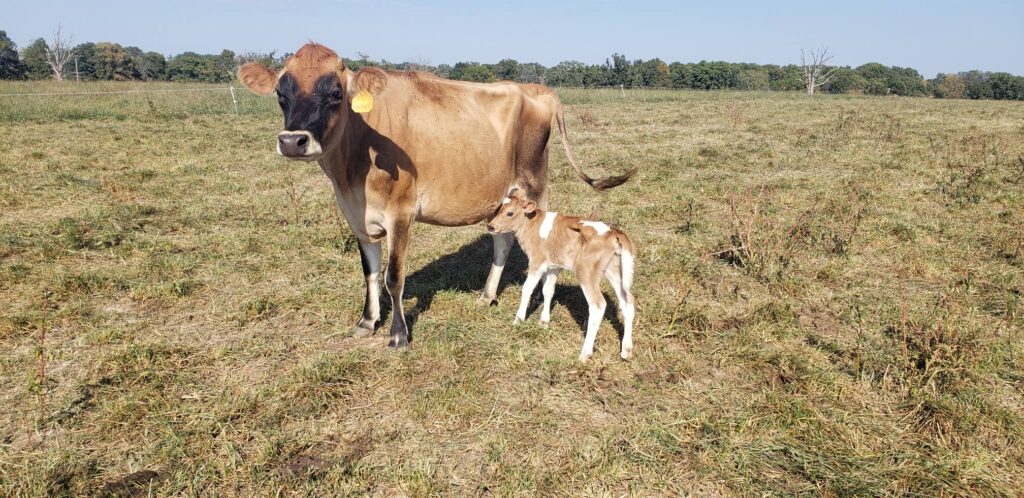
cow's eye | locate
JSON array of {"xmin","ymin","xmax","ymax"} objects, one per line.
[{"xmin": 330, "ymin": 89, "xmax": 342, "ymax": 100}]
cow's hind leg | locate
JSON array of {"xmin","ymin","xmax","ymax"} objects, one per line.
[
  {"xmin": 477, "ymin": 232, "xmax": 514, "ymax": 307},
  {"xmin": 352, "ymin": 239, "xmax": 382, "ymax": 337},
  {"xmin": 385, "ymin": 215, "xmax": 413, "ymax": 349}
]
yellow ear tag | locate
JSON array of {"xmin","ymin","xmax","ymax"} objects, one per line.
[{"xmin": 351, "ymin": 90, "xmax": 374, "ymax": 113}]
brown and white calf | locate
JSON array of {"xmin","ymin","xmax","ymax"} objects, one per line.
[{"xmin": 487, "ymin": 190, "xmax": 636, "ymax": 361}]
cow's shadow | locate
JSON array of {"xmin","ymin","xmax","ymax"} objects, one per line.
[{"xmin": 378, "ymin": 234, "xmax": 624, "ymax": 341}]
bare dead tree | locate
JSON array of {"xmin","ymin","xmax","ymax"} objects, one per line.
[
  {"xmin": 801, "ymin": 48, "xmax": 838, "ymax": 95},
  {"xmin": 44, "ymin": 24, "xmax": 76, "ymax": 81}
]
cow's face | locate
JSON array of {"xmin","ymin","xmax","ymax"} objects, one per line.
[
  {"xmin": 487, "ymin": 191, "xmax": 537, "ymax": 234},
  {"xmin": 238, "ymin": 44, "xmax": 348, "ymax": 161}
]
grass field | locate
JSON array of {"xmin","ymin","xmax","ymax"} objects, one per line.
[{"xmin": 1, "ymin": 80, "xmax": 1023, "ymax": 496}]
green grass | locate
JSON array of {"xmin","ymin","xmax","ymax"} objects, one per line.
[{"xmin": 1, "ymin": 81, "xmax": 1023, "ymax": 496}]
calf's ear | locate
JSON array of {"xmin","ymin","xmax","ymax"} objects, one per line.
[
  {"xmin": 238, "ymin": 63, "xmax": 277, "ymax": 96},
  {"xmin": 523, "ymin": 201, "xmax": 537, "ymax": 214}
]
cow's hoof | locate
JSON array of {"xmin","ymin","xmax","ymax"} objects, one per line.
[
  {"xmin": 476, "ymin": 295, "xmax": 497, "ymax": 307},
  {"xmin": 387, "ymin": 337, "xmax": 410, "ymax": 350},
  {"xmin": 351, "ymin": 325, "xmax": 374, "ymax": 338}
]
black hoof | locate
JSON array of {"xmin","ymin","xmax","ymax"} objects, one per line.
[{"xmin": 387, "ymin": 337, "xmax": 410, "ymax": 350}]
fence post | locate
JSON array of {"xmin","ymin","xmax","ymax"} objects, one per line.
[{"xmin": 229, "ymin": 85, "xmax": 239, "ymax": 114}]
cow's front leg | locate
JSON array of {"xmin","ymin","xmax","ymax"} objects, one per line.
[
  {"xmin": 385, "ymin": 215, "xmax": 413, "ymax": 349},
  {"xmin": 352, "ymin": 239, "xmax": 382, "ymax": 337},
  {"xmin": 477, "ymin": 232, "xmax": 514, "ymax": 306}
]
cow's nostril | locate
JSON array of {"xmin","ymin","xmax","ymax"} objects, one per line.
[{"xmin": 296, "ymin": 135, "xmax": 308, "ymax": 147}]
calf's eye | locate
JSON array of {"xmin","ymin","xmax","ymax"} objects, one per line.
[{"xmin": 506, "ymin": 212, "xmax": 514, "ymax": 217}]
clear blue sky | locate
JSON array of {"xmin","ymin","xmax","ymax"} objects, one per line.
[{"xmin": 5, "ymin": 0, "xmax": 1023, "ymax": 77}]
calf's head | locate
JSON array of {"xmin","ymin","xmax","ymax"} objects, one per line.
[
  {"xmin": 238, "ymin": 43, "xmax": 378, "ymax": 161},
  {"xmin": 487, "ymin": 190, "xmax": 537, "ymax": 234}
]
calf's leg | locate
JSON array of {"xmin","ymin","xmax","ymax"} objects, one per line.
[
  {"xmin": 577, "ymin": 267, "xmax": 607, "ymax": 362},
  {"xmin": 540, "ymin": 268, "xmax": 559, "ymax": 327},
  {"xmin": 514, "ymin": 266, "xmax": 545, "ymax": 324},
  {"xmin": 605, "ymin": 260, "xmax": 635, "ymax": 360}
]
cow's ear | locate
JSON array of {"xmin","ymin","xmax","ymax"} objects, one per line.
[
  {"xmin": 522, "ymin": 201, "xmax": 537, "ymax": 214},
  {"xmin": 238, "ymin": 63, "xmax": 277, "ymax": 95},
  {"xmin": 350, "ymin": 67, "xmax": 388, "ymax": 96}
]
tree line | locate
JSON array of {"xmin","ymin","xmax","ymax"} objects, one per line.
[{"xmin": 1, "ymin": 30, "xmax": 1022, "ymax": 100}]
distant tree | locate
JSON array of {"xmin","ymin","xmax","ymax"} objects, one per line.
[
  {"xmin": 582, "ymin": 64, "xmax": 610, "ymax": 87},
  {"xmin": 20, "ymin": 38, "xmax": 52, "ymax": 79},
  {"xmin": 547, "ymin": 61, "xmax": 584, "ymax": 87},
  {"xmin": 238, "ymin": 51, "xmax": 283, "ymax": 70},
  {"xmin": 606, "ymin": 53, "xmax": 631, "ymax": 87},
  {"xmin": 0, "ymin": 30, "xmax": 26, "ymax": 79},
  {"xmin": 93, "ymin": 42, "xmax": 136, "ymax": 80},
  {"xmin": 43, "ymin": 24, "xmax": 76, "ymax": 80},
  {"xmin": 689, "ymin": 61, "xmax": 737, "ymax": 89},
  {"xmin": 515, "ymin": 62, "xmax": 546, "ymax": 84},
  {"xmin": 451, "ymin": 62, "xmax": 495, "ymax": 82},
  {"xmin": 736, "ymin": 68, "xmax": 769, "ymax": 91},
  {"xmin": 959, "ymin": 70, "xmax": 992, "ymax": 99},
  {"xmin": 140, "ymin": 51, "xmax": 167, "ymax": 80},
  {"xmin": 931, "ymin": 73, "xmax": 966, "ymax": 99},
  {"xmin": 71, "ymin": 42, "xmax": 97, "ymax": 80},
  {"xmin": 668, "ymin": 62, "xmax": 692, "ymax": 88},
  {"xmin": 822, "ymin": 67, "xmax": 865, "ymax": 94},
  {"xmin": 631, "ymin": 58, "xmax": 670, "ymax": 87},
  {"xmin": 989, "ymin": 72, "xmax": 1024, "ymax": 100},
  {"xmin": 166, "ymin": 52, "xmax": 220, "ymax": 82},
  {"xmin": 432, "ymin": 63, "xmax": 453, "ymax": 79},
  {"xmin": 766, "ymin": 64, "xmax": 804, "ymax": 91},
  {"xmin": 214, "ymin": 49, "xmax": 236, "ymax": 81},
  {"xmin": 800, "ymin": 48, "xmax": 837, "ymax": 95},
  {"xmin": 493, "ymin": 58, "xmax": 518, "ymax": 81}
]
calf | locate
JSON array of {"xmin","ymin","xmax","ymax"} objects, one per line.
[{"xmin": 487, "ymin": 190, "xmax": 636, "ymax": 361}]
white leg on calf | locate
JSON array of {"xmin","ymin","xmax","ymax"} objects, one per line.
[
  {"xmin": 515, "ymin": 270, "xmax": 543, "ymax": 324},
  {"xmin": 540, "ymin": 269, "xmax": 558, "ymax": 327}
]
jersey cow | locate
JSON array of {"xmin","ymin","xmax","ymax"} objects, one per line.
[{"xmin": 238, "ymin": 43, "xmax": 634, "ymax": 349}]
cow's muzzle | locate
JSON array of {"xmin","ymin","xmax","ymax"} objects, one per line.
[{"xmin": 277, "ymin": 131, "xmax": 323, "ymax": 161}]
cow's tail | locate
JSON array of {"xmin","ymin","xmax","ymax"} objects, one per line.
[{"xmin": 552, "ymin": 97, "xmax": 637, "ymax": 191}]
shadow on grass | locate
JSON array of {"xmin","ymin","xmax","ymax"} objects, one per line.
[{"xmin": 381, "ymin": 234, "xmax": 624, "ymax": 342}]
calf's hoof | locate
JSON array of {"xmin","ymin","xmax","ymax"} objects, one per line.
[
  {"xmin": 512, "ymin": 317, "xmax": 524, "ymax": 326},
  {"xmin": 476, "ymin": 295, "xmax": 497, "ymax": 307},
  {"xmin": 578, "ymin": 353, "xmax": 592, "ymax": 363},
  {"xmin": 620, "ymin": 348, "xmax": 633, "ymax": 361},
  {"xmin": 539, "ymin": 320, "xmax": 549, "ymax": 328}
]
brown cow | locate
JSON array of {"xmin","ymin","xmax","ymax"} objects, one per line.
[{"xmin": 238, "ymin": 43, "xmax": 634, "ymax": 348}]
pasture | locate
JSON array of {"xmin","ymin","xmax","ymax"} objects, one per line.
[{"xmin": 1, "ymin": 81, "xmax": 1023, "ymax": 496}]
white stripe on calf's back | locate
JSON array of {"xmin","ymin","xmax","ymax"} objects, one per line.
[{"xmin": 539, "ymin": 212, "xmax": 558, "ymax": 240}]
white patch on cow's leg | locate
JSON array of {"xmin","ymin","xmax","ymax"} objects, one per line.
[
  {"xmin": 478, "ymin": 232, "xmax": 513, "ymax": 306},
  {"xmin": 514, "ymin": 269, "xmax": 544, "ymax": 324},
  {"xmin": 581, "ymin": 221, "xmax": 611, "ymax": 235},
  {"xmin": 353, "ymin": 240, "xmax": 382, "ymax": 337},
  {"xmin": 540, "ymin": 269, "xmax": 559, "ymax": 327},
  {"xmin": 539, "ymin": 212, "xmax": 558, "ymax": 240}
]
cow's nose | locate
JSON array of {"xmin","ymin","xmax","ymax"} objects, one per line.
[
  {"xmin": 487, "ymin": 224, "xmax": 495, "ymax": 233},
  {"xmin": 278, "ymin": 133, "xmax": 309, "ymax": 157}
]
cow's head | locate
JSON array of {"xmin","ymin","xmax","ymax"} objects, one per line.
[{"xmin": 238, "ymin": 43, "xmax": 380, "ymax": 161}]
